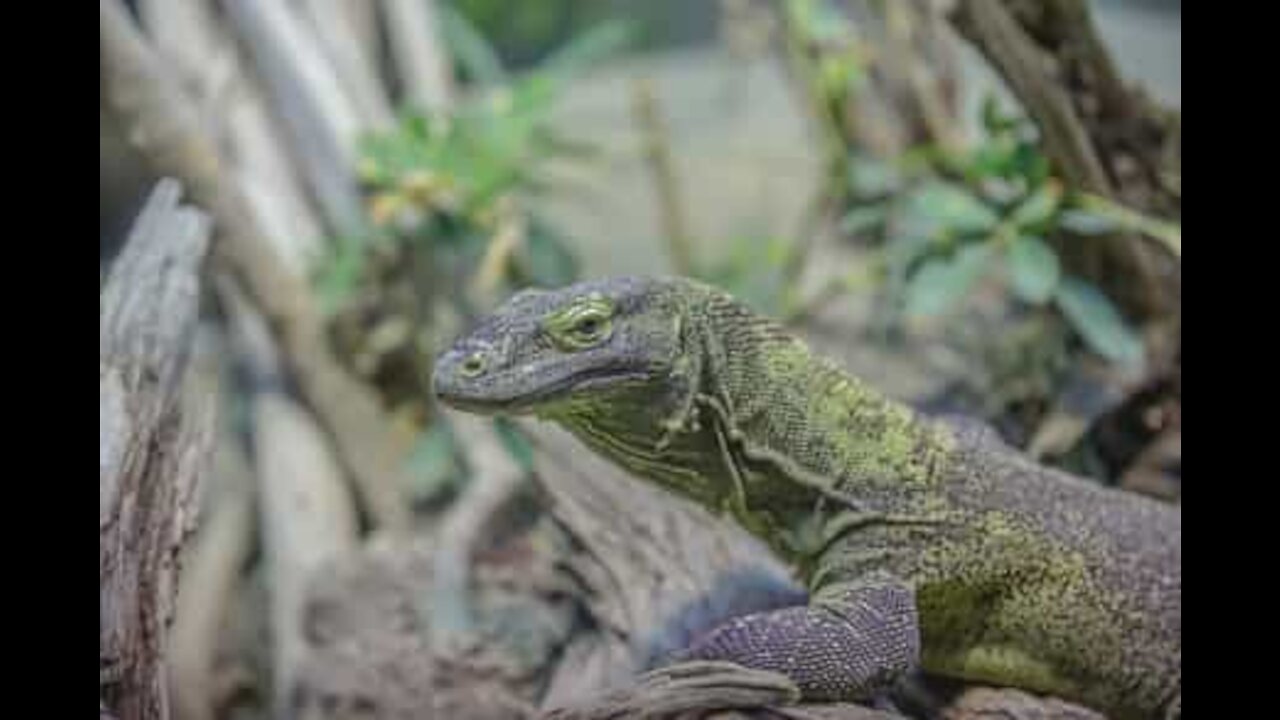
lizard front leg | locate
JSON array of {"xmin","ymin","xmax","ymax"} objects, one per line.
[{"xmin": 667, "ymin": 575, "xmax": 921, "ymax": 702}]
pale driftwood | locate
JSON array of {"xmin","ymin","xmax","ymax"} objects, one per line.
[
  {"xmin": 168, "ymin": 426, "xmax": 255, "ymax": 720},
  {"xmin": 222, "ymin": 0, "xmax": 366, "ymax": 236},
  {"xmin": 218, "ymin": 275, "xmax": 361, "ymax": 715},
  {"xmin": 138, "ymin": 0, "xmax": 327, "ymax": 279},
  {"xmin": 101, "ymin": 179, "xmax": 215, "ymax": 720},
  {"xmin": 101, "ymin": 0, "xmax": 414, "ymax": 534},
  {"xmin": 941, "ymin": 687, "xmax": 1107, "ymax": 720},
  {"xmin": 300, "ymin": 0, "xmax": 395, "ymax": 129},
  {"xmin": 341, "ymin": 0, "xmax": 383, "ymax": 78},
  {"xmin": 254, "ymin": 392, "xmax": 361, "ymax": 716},
  {"xmin": 381, "ymin": 0, "xmax": 455, "ymax": 113}
]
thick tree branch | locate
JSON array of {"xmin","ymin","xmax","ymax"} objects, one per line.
[{"xmin": 101, "ymin": 179, "xmax": 215, "ymax": 720}]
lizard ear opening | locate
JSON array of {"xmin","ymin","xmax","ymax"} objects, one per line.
[{"xmin": 543, "ymin": 294, "xmax": 616, "ymax": 351}]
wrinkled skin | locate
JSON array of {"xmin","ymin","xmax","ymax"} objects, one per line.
[{"xmin": 434, "ymin": 276, "xmax": 1181, "ymax": 720}]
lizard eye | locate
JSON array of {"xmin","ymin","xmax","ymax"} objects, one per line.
[
  {"xmin": 564, "ymin": 310, "xmax": 610, "ymax": 347},
  {"xmin": 460, "ymin": 352, "xmax": 487, "ymax": 377},
  {"xmin": 574, "ymin": 316, "xmax": 601, "ymax": 337},
  {"xmin": 544, "ymin": 296, "xmax": 615, "ymax": 351}
]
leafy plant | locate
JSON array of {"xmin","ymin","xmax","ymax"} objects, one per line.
[
  {"xmin": 840, "ymin": 96, "xmax": 1162, "ymax": 367},
  {"xmin": 311, "ymin": 14, "xmax": 638, "ymax": 501},
  {"xmin": 316, "ymin": 15, "xmax": 637, "ymax": 314}
]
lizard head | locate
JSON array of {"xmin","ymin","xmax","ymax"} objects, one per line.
[{"xmin": 432, "ymin": 276, "xmax": 686, "ymax": 417}]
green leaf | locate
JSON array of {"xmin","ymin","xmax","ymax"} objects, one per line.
[
  {"xmin": 904, "ymin": 243, "xmax": 992, "ymax": 319},
  {"xmin": 903, "ymin": 181, "xmax": 1001, "ymax": 236},
  {"xmin": 962, "ymin": 136, "xmax": 1018, "ymax": 180},
  {"xmin": 1017, "ymin": 143, "xmax": 1051, "ymax": 187},
  {"xmin": 1005, "ymin": 236, "xmax": 1060, "ymax": 304},
  {"xmin": 1008, "ymin": 182, "xmax": 1062, "ymax": 229},
  {"xmin": 1053, "ymin": 278, "xmax": 1144, "ymax": 365},
  {"xmin": 440, "ymin": 4, "xmax": 507, "ymax": 85}
]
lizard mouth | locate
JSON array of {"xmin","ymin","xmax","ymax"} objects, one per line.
[{"xmin": 434, "ymin": 364, "xmax": 652, "ymax": 415}]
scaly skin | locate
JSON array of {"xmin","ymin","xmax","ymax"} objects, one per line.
[{"xmin": 433, "ymin": 276, "xmax": 1181, "ymax": 719}]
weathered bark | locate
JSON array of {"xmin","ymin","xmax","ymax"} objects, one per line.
[
  {"xmin": 949, "ymin": 0, "xmax": 1181, "ymax": 320},
  {"xmin": 101, "ymin": 0, "xmax": 414, "ymax": 534},
  {"xmin": 941, "ymin": 687, "xmax": 1107, "ymax": 720},
  {"xmin": 101, "ymin": 179, "xmax": 215, "ymax": 720},
  {"xmin": 168, "ymin": 425, "xmax": 255, "ymax": 720}
]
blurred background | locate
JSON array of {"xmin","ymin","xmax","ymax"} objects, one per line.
[{"xmin": 100, "ymin": 1, "xmax": 1180, "ymax": 719}]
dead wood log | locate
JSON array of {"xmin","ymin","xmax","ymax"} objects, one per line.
[
  {"xmin": 218, "ymin": 275, "xmax": 361, "ymax": 716},
  {"xmin": 101, "ymin": 179, "xmax": 216, "ymax": 720},
  {"xmin": 101, "ymin": 0, "xmax": 414, "ymax": 534}
]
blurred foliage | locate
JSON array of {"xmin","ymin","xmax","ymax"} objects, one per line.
[
  {"xmin": 843, "ymin": 96, "xmax": 1155, "ymax": 367},
  {"xmin": 445, "ymin": 0, "xmax": 685, "ymax": 71},
  {"xmin": 772, "ymin": 0, "xmax": 1170, "ymax": 373},
  {"xmin": 311, "ymin": 11, "xmax": 636, "ymax": 505},
  {"xmin": 315, "ymin": 14, "xmax": 638, "ymax": 315},
  {"xmin": 447, "ymin": 0, "xmax": 616, "ymax": 70},
  {"xmin": 699, "ymin": 235, "xmax": 795, "ymax": 317}
]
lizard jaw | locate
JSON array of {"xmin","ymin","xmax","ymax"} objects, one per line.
[{"xmin": 433, "ymin": 365, "xmax": 652, "ymax": 416}]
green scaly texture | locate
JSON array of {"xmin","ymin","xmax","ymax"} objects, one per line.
[{"xmin": 432, "ymin": 276, "xmax": 1180, "ymax": 719}]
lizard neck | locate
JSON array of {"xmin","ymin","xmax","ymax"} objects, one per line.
[{"xmin": 691, "ymin": 292, "xmax": 957, "ymax": 563}]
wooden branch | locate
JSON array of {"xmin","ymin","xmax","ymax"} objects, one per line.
[
  {"xmin": 941, "ymin": 687, "xmax": 1106, "ymax": 720},
  {"xmin": 254, "ymin": 390, "xmax": 361, "ymax": 716},
  {"xmin": 381, "ymin": 0, "xmax": 455, "ymax": 113},
  {"xmin": 101, "ymin": 179, "xmax": 215, "ymax": 720},
  {"xmin": 221, "ymin": 0, "xmax": 367, "ymax": 236},
  {"xmin": 138, "ymin": 0, "xmax": 327, "ymax": 278},
  {"xmin": 341, "ymin": 0, "xmax": 383, "ymax": 76},
  {"xmin": 217, "ymin": 274, "xmax": 361, "ymax": 714},
  {"xmin": 949, "ymin": 0, "xmax": 1111, "ymax": 195},
  {"xmin": 299, "ymin": 0, "xmax": 395, "ymax": 129},
  {"xmin": 222, "ymin": 284, "xmax": 341, "ymax": 702},
  {"xmin": 101, "ymin": 0, "xmax": 414, "ymax": 534},
  {"xmin": 168, "ymin": 425, "xmax": 255, "ymax": 720}
]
